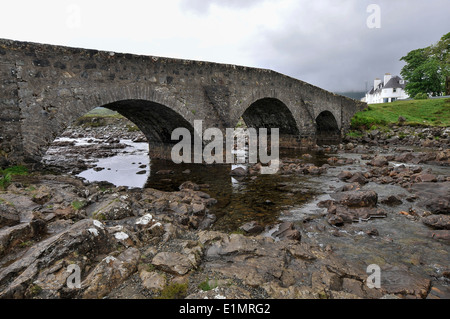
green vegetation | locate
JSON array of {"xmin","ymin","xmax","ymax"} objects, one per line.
[
  {"xmin": 351, "ymin": 98, "xmax": 450, "ymax": 130},
  {"xmin": 71, "ymin": 200, "xmax": 86, "ymax": 211},
  {"xmin": 156, "ymin": 282, "xmax": 188, "ymax": 299},
  {"xmin": 198, "ymin": 277, "xmax": 219, "ymax": 292},
  {"xmin": 400, "ymin": 32, "xmax": 449, "ymax": 97},
  {"xmin": 0, "ymin": 165, "xmax": 29, "ymax": 190}
]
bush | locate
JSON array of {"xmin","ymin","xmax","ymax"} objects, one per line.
[{"xmin": 414, "ymin": 93, "xmax": 429, "ymax": 100}]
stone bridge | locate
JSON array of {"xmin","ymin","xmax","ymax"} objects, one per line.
[{"xmin": 0, "ymin": 39, "xmax": 366, "ymax": 166}]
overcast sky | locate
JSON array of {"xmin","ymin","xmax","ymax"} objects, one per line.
[{"xmin": 1, "ymin": 0, "xmax": 448, "ymax": 92}]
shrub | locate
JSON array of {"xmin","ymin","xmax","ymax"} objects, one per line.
[{"xmin": 414, "ymin": 93, "xmax": 429, "ymax": 100}]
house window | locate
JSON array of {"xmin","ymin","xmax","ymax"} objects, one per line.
[
  {"xmin": 393, "ymin": 88, "xmax": 397, "ymax": 93},
  {"xmin": 391, "ymin": 98, "xmax": 396, "ymax": 102},
  {"xmin": 383, "ymin": 98, "xmax": 389, "ymax": 103}
]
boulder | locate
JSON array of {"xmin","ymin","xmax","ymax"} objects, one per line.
[
  {"xmin": 152, "ymin": 252, "xmax": 195, "ymax": 276},
  {"xmin": 240, "ymin": 221, "xmax": 264, "ymax": 235},
  {"xmin": 230, "ymin": 167, "xmax": 247, "ymax": 176},
  {"xmin": 422, "ymin": 215, "xmax": 450, "ymax": 230},
  {"xmin": 271, "ymin": 222, "xmax": 301, "ymax": 241},
  {"xmin": 367, "ymin": 156, "xmax": 389, "ymax": 167},
  {"xmin": 337, "ymin": 190, "xmax": 378, "ymax": 208},
  {"xmin": 81, "ymin": 247, "xmax": 141, "ymax": 299}
]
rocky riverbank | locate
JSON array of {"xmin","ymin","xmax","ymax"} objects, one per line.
[{"xmin": 0, "ymin": 118, "xmax": 449, "ymax": 299}]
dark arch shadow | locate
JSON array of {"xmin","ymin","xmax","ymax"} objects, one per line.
[
  {"xmin": 103, "ymin": 99, "xmax": 194, "ymax": 145},
  {"xmin": 242, "ymin": 98, "xmax": 300, "ymax": 135},
  {"xmin": 316, "ymin": 111, "xmax": 340, "ymax": 145}
]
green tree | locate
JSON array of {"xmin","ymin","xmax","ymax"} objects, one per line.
[{"xmin": 400, "ymin": 32, "xmax": 450, "ymax": 97}]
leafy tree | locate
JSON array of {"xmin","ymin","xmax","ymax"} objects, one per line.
[{"xmin": 400, "ymin": 32, "xmax": 450, "ymax": 97}]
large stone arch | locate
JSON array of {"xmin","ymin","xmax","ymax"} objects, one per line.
[{"xmin": 36, "ymin": 85, "xmax": 196, "ymax": 162}]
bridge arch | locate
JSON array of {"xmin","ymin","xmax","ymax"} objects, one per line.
[
  {"xmin": 315, "ymin": 110, "xmax": 341, "ymax": 145},
  {"xmin": 38, "ymin": 85, "xmax": 196, "ymax": 162},
  {"xmin": 241, "ymin": 97, "xmax": 300, "ymax": 136}
]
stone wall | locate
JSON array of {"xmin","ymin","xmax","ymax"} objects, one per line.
[{"xmin": 0, "ymin": 38, "xmax": 366, "ymax": 165}]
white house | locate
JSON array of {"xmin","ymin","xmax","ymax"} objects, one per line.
[{"xmin": 362, "ymin": 73, "xmax": 409, "ymax": 104}]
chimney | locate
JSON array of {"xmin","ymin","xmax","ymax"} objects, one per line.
[
  {"xmin": 374, "ymin": 78, "xmax": 382, "ymax": 89},
  {"xmin": 384, "ymin": 73, "xmax": 392, "ymax": 85}
]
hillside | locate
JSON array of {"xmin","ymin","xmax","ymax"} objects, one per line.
[{"xmin": 351, "ymin": 98, "xmax": 450, "ymax": 129}]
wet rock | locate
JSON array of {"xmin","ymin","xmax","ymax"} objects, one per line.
[
  {"xmin": 179, "ymin": 181, "xmax": 200, "ymax": 191},
  {"xmin": 337, "ymin": 190, "xmax": 378, "ymax": 208},
  {"xmin": 240, "ymin": 221, "xmax": 264, "ymax": 235},
  {"xmin": 382, "ymin": 265, "xmax": 431, "ymax": 298},
  {"xmin": 366, "ymin": 228, "xmax": 379, "ymax": 236},
  {"xmin": 430, "ymin": 230, "xmax": 450, "ymax": 241},
  {"xmin": 230, "ymin": 167, "xmax": 247, "ymax": 176},
  {"xmin": 422, "ymin": 215, "xmax": 450, "ymax": 230},
  {"xmin": 81, "ymin": 247, "xmax": 140, "ymax": 299},
  {"xmin": 367, "ymin": 156, "xmax": 389, "ymax": 167},
  {"xmin": 338, "ymin": 170, "xmax": 353, "ymax": 181},
  {"xmin": 381, "ymin": 195, "xmax": 403, "ymax": 206},
  {"xmin": 271, "ymin": 222, "xmax": 301, "ymax": 241},
  {"xmin": 347, "ymin": 172, "xmax": 368, "ymax": 185},
  {"xmin": 411, "ymin": 182, "xmax": 450, "ymax": 214},
  {"xmin": 155, "ymin": 170, "xmax": 174, "ymax": 175}
]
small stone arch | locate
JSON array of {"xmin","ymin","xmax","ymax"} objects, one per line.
[{"xmin": 315, "ymin": 111, "xmax": 341, "ymax": 145}]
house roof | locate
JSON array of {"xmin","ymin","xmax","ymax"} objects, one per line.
[
  {"xmin": 367, "ymin": 75, "xmax": 406, "ymax": 95},
  {"xmin": 384, "ymin": 76, "xmax": 406, "ymax": 89}
]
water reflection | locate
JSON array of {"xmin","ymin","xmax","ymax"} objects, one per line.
[{"xmin": 74, "ymin": 139, "xmax": 327, "ymax": 232}]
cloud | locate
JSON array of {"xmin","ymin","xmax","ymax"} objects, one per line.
[
  {"xmin": 245, "ymin": 0, "xmax": 450, "ymax": 92},
  {"xmin": 180, "ymin": 0, "xmax": 264, "ymax": 14}
]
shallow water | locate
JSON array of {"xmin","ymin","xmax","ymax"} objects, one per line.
[{"xmin": 44, "ymin": 136, "xmax": 450, "ymax": 289}]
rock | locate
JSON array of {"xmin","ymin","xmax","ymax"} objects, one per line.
[
  {"xmin": 422, "ymin": 215, "xmax": 450, "ymax": 230},
  {"xmin": 271, "ymin": 222, "xmax": 301, "ymax": 241},
  {"xmin": 152, "ymin": 252, "xmax": 195, "ymax": 276},
  {"xmin": 0, "ymin": 203, "xmax": 20, "ymax": 228},
  {"xmin": 381, "ymin": 195, "xmax": 403, "ymax": 206},
  {"xmin": 91, "ymin": 197, "xmax": 133, "ymax": 220},
  {"xmin": 347, "ymin": 172, "xmax": 368, "ymax": 185},
  {"xmin": 230, "ymin": 167, "xmax": 247, "ymax": 176},
  {"xmin": 240, "ymin": 221, "xmax": 264, "ymax": 235},
  {"xmin": 81, "ymin": 247, "xmax": 141, "ymax": 299},
  {"xmin": 337, "ymin": 190, "xmax": 378, "ymax": 208},
  {"xmin": 411, "ymin": 182, "xmax": 450, "ymax": 214},
  {"xmin": 179, "ymin": 181, "xmax": 200, "ymax": 191},
  {"xmin": 398, "ymin": 116, "xmax": 406, "ymax": 124},
  {"xmin": 0, "ymin": 219, "xmax": 115, "ymax": 298},
  {"xmin": 31, "ymin": 185, "xmax": 52, "ymax": 204},
  {"xmin": 0, "ymin": 219, "xmax": 46, "ymax": 257},
  {"xmin": 338, "ymin": 170, "xmax": 353, "ymax": 181},
  {"xmin": 140, "ymin": 270, "xmax": 166, "ymax": 291},
  {"xmin": 414, "ymin": 173, "xmax": 437, "ymax": 183},
  {"xmin": 366, "ymin": 228, "xmax": 379, "ymax": 236},
  {"xmin": 430, "ymin": 230, "xmax": 450, "ymax": 241},
  {"xmin": 155, "ymin": 170, "xmax": 174, "ymax": 175},
  {"xmin": 136, "ymin": 170, "xmax": 147, "ymax": 175},
  {"xmin": 367, "ymin": 156, "xmax": 389, "ymax": 167},
  {"xmin": 382, "ymin": 265, "xmax": 431, "ymax": 298}
]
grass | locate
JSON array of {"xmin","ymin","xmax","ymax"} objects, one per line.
[
  {"xmin": 156, "ymin": 282, "xmax": 188, "ymax": 299},
  {"xmin": 0, "ymin": 165, "xmax": 29, "ymax": 190},
  {"xmin": 351, "ymin": 98, "xmax": 450, "ymax": 130}
]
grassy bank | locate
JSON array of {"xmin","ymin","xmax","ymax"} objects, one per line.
[{"xmin": 351, "ymin": 98, "xmax": 450, "ymax": 130}]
